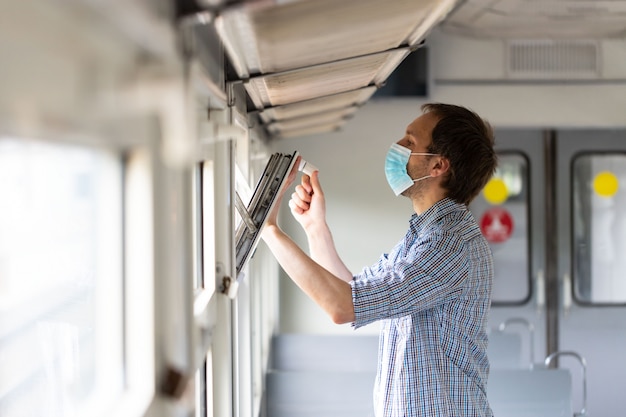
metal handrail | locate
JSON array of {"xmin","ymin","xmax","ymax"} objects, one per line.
[
  {"xmin": 498, "ymin": 317, "xmax": 535, "ymax": 368},
  {"xmin": 544, "ymin": 350, "xmax": 587, "ymax": 416}
]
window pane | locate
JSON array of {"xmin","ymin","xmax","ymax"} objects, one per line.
[
  {"xmin": 572, "ymin": 153, "xmax": 626, "ymax": 304},
  {"xmin": 202, "ymin": 161, "xmax": 217, "ymax": 295},
  {"xmin": 0, "ymin": 138, "xmax": 124, "ymax": 416},
  {"xmin": 470, "ymin": 153, "xmax": 530, "ymax": 304},
  {"xmin": 193, "ymin": 165, "xmax": 203, "ymax": 290}
]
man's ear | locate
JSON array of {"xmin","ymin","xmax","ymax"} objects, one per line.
[{"xmin": 430, "ymin": 157, "xmax": 450, "ymax": 178}]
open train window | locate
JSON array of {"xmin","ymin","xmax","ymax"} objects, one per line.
[
  {"xmin": 234, "ymin": 152, "xmax": 299, "ymax": 283},
  {"xmin": 470, "ymin": 152, "xmax": 531, "ymax": 305},
  {"xmin": 0, "ymin": 138, "xmax": 124, "ymax": 416},
  {"xmin": 572, "ymin": 152, "xmax": 626, "ymax": 305}
]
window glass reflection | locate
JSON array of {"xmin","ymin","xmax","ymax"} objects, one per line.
[{"xmin": 572, "ymin": 153, "xmax": 626, "ymax": 304}]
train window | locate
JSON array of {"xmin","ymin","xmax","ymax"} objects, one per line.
[
  {"xmin": 235, "ymin": 164, "xmax": 253, "ymax": 233},
  {"xmin": 195, "ymin": 359, "xmax": 212, "ymax": 417},
  {"xmin": 235, "ymin": 152, "xmax": 298, "ymax": 279},
  {"xmin": 194, "ymin": 161, "xmax": 217, "ymax": 294},
  {"xmin": 572, "ymin": 153, "xmax": 626, "ymax": 304},
  {"xmin": 470, "ymin": 153, "xmax": 530, "ymax": 304},
  {"xmin": 193, "ymin": 160, "xmax": 217, "ymax": 417},
  {"xmin": 0, "ymin": 138, "xmax": 124, "ymax": 416}
]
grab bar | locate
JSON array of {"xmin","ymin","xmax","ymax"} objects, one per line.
[
  {"xmin": 498, "ymin": 317, "xmax": 535, "ymax": 368},
  {"xmin": 544, "ymin": 350, "xmax": 587, "ymax": 416}
]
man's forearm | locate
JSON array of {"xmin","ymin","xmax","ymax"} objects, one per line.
[
  {"xmin": 305, "ymin": 223, "xmax": 353, "ymax": 283},
  {"xmin": 262, "ymin": 224, "xmax": 355, "ymax": 324}
]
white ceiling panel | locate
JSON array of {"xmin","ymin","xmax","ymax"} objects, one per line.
[
  {"xmin": 442, "ymin": 0, "xmax": 626, "ymax": 38},
  {"xmin": 490, "ymin": 0, "xmax": 626, "ymax": 15}
]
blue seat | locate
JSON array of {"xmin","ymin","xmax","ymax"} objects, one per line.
[
  {"xmin": 266, "ymin": 370, "xmax": 376, "ymax": 417},
  {"xmin": 488, "ymin": 331, "xmax": 524, "ymax": 369},
  {"xmin": 488, "ymin": 369, "xmax": 573, "ymax": 417},
  {"xmin": 271, "ymin": 334, "xmax": 378, "ymax": 372}
]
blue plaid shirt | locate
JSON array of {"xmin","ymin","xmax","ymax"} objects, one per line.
[{"xmin": 351, "ymin": 198, "xmax": 494, "ymax": 417}]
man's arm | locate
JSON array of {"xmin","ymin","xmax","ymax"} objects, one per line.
[
  {"xmin": 262, "ymin": 224, "xmax": 354, "ymax": 324},
  {"xmin": 261, "ymin": 159, "xmax": 354, "ymax": 324},
  {"xmin": 289, "ymin": 171, "xmax": 353, "ymax": 283}
]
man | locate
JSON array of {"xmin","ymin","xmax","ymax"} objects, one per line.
[{"xmin": 262, "ymin": 103, "xmax": 497, "ymax": 416}]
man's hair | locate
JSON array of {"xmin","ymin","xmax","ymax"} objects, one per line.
[{"xmin": 422, "ymin": 103, "xmax": 497, "ymax": 205}]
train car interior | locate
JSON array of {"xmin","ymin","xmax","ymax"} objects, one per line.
[{"xmin": 2, "ymin": 0, "xmax": 626, "ymax": 416}]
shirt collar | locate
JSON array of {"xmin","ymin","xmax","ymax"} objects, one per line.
[{"xmin": 409, "ymin": 197, "xmax": 462, "ymax": 232}]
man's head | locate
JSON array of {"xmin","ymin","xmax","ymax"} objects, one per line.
[{"xmin": 417, "ymin": 103, "xmax": 497, "ymax": 205}]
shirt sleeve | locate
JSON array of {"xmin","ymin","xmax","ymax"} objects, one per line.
[{"xmin": 351, "ymin": 232, "xmax": 468, "ymax": 329}]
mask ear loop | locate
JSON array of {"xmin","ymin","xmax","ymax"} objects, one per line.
[
  {"xmin": 412, "ymin": 175, "xmax": 432, "ymax": 183},
  {"xmin": 408, "ymin": 153, "xmax": 439, "ymax": 183}
]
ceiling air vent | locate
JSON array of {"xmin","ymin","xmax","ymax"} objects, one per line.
[{"xmin": 507, "ymin": 40, "xmax": 600, "ymax": 79}]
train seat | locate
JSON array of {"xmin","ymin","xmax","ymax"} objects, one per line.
[
  {"xmin": 267, "ymin": 335, "xmax": 573, "ymax": 417},
  {"xmin": 270, "ymin": 334, "xmax": 378, "ymax": 372},
  {"xmin": 266, "ymin": 368, "xmax": 573, "ymax": 417},
  {"xmin": 267, "ymin": 334, "xmax": 377, "ymax": 416},
  {"xmin": 487, "ymin": 368, "xmax": 573, "ymax": 417},
  {"xmin": 273, "ymin": 332, "xmax": 531, "ymax": 372},
  {"xmin": 487, "ymin": 331, "xmax": 524, "ymax": 369},
  {"xmin": 265, "ymin": 370, "xmax": 376, "ymax": 417}
]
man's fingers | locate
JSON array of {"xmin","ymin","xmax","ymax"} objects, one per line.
[
  {"xmin": 290, "ymin": 191, "xmax": 310, "ymax": 212},
  {"xmin": 295, "ymin": 184, "xmax": 312, "ymax": 203},
  {"xmin": 301, "ymin": 174, "xmax": 313, "ymax": 194},
  {"xmin": 288, "ymin": 199, "xmax": 305, "ymax": 215},
  {"xmin": 288, "ymin": 165, "xmax": 318, "ymax": 218},
  {"xmin": 309, "ymin": 170, "xmax": 323, "ymax": 195}
]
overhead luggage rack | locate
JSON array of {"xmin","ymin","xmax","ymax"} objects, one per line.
[{"xmin": 210, "ymin": 0, "xmax": 457, "ymax": 139}]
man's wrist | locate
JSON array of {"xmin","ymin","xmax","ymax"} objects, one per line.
[
  {"xmin": 304, "ymin": 222, "xmax": 330, "ymax": 240},
  {"xmin": 262, "ymin": 223, "xmax": 281, "ymax": 239}
]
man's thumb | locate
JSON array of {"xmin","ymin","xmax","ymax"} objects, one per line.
[{"xmin": 309, "ymin": 170, "xmax": 322, "ymax": 194}]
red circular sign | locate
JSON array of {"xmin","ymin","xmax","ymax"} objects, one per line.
[{"xmin": 479, "ymin": 207, "xmax": 514, "ymax": 243}]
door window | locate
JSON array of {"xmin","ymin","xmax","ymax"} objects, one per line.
[
  {"xmin": 471, "ymin": 153, "xmax": 530, "ymax": 304},
  {"xmin": 572, "ymin": 153, "xmax": 626, "ymax": 304}
]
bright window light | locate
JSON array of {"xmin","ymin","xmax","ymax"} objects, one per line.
[{"xmin": 0, "ymin": 138, "xmax": 124, "ymax": 417}]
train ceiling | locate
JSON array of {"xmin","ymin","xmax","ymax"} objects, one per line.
[
  {"xmin": 441, "ymin": 0, "xmax": 626, "ymax": 39},
  {"xmin": 188, "ymin": 0, "xmax": 626, "ymax": 140}
]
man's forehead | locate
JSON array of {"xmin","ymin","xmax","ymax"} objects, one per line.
[{"xmin": 406, "ymin": 113, "xmax": 438, "ymax": 139}]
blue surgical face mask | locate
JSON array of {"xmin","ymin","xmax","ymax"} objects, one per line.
[{"xmin": 384, "ymin": 143, "xmax": 439, "ymax": 196}]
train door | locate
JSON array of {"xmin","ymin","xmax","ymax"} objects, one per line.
[
  {"xmin": 472, "ymin": 129, "xmax": 626, "ymax": 416},
  {"xmin": 470, "ymin": 130, "xmax": 547, "ymax": 370},
  {"xmin": 555, "ymin": 130, "xmax": 626, "ymax": 417}
]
